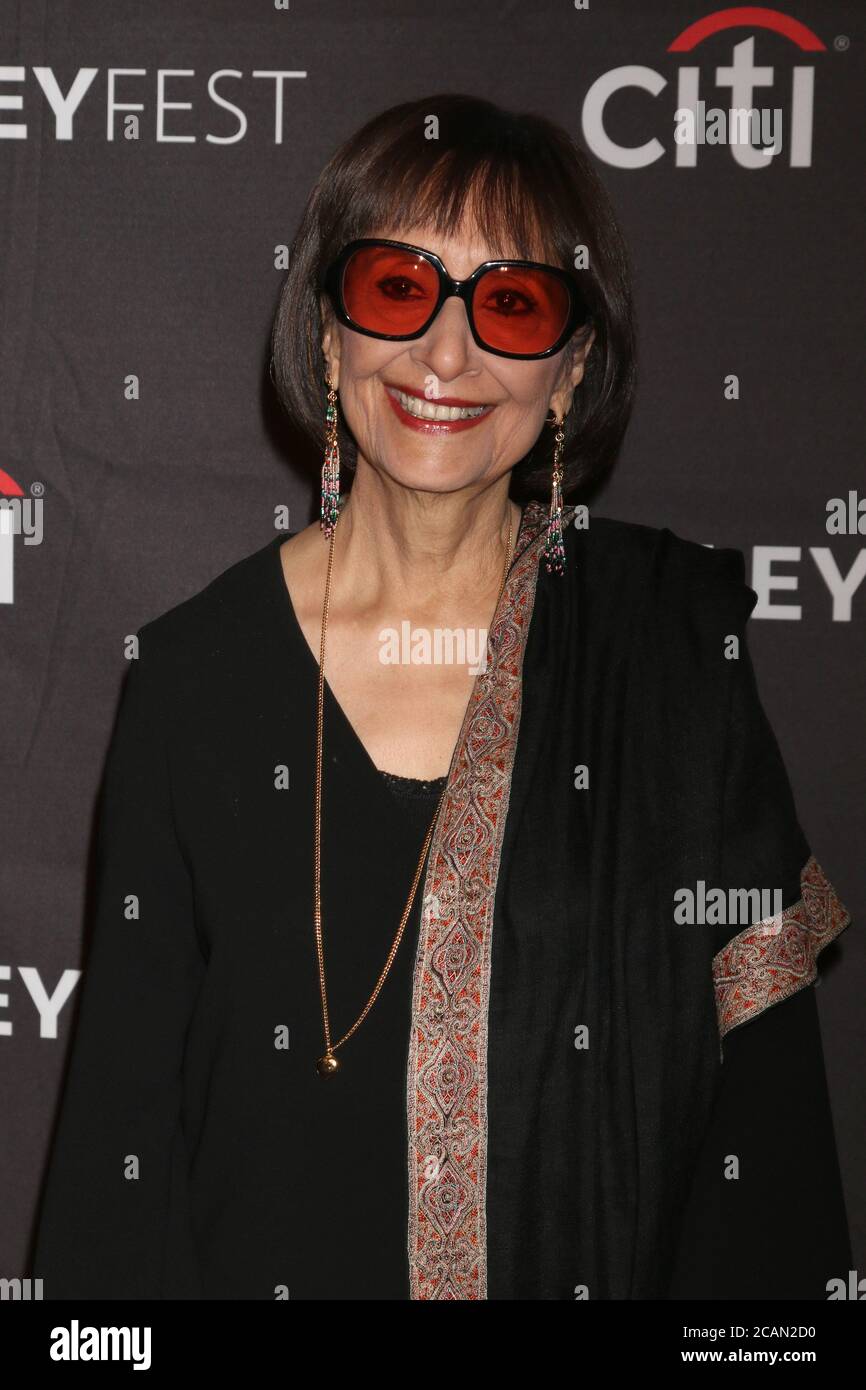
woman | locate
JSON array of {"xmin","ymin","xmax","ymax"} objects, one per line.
[{"xmin": 33, "ymin": 94, "xmax": 852, "ymax": 1301}]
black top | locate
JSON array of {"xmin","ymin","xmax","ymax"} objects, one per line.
[
  {"xmin": 34, "ymin": 533, "xmax": 452, "ymax": 1299},
  {"xmin": 31, "ymin": 518, "xmax": 852, "ymax": 1300},
  {"xmin": 380, "ymin": 769, "xmax": 447, "ymax": 808}
]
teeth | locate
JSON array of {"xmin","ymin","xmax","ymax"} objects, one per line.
[{"xmin": 392, "ymin": 389, "xmax": 488, "ymax": 421}]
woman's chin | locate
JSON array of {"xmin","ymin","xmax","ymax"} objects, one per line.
[{"xmin": 370, "ymin": 455, "xmax": 494, "ymax": 496}]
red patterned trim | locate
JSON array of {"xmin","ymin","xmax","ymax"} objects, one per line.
[
  {"xmin": 713, "ymin": 856, "xmax": 851, "ymax": 1042},
  {"xmin": 406, "ymin": 500, "xmax": 568, "ymax": 1301}
]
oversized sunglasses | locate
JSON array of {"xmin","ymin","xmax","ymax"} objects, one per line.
[{"xmin": 319, "ymin": 238, "xmax": 591, "ymax": 360}]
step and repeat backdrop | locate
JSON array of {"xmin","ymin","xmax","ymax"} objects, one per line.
[{"xmin": 1, "ymin": 0, "xmax": 863, "ymax": 1285}]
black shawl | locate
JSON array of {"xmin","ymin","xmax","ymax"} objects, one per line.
[{"xmin": 408, "ymin": 501, "xmax": 850, "ymax": 1299}]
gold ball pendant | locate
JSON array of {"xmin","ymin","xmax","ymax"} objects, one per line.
[{"xmin": 316, "ymin": 1052, "xmax": 340, "ymax": 1077}]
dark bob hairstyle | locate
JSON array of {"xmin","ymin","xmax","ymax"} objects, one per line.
[{"xmin": 271, "ymin": 93, "xmax": 636, "ymax": 500}]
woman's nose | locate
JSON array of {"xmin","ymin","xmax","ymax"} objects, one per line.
[{"xmin": 409, "ymin": 296, "xmax": 475, "ymax": 383}]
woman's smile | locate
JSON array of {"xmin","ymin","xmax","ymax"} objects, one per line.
[{"xmin": 383, "ymin": 380, "xmax": 496, "ymax": 433}]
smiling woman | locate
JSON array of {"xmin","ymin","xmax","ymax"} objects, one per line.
[
  {"xmin": 272, "ymin": 93, "xmax": 634, "ymax": 501},
  {"xmin": 32, "ymin": 92, "xmax": 852, "ymax": 1302}
]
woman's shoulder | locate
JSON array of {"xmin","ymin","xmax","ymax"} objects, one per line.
[
  {"xmin": 573, "ymin": 512, "xmax": 754, "ymax": 624},
  {"xmin": 576, "ymin": 511, "xmax": 745, "ymax": 579},
  {"xmin": 133, "ymin": 530, "xmax": 292, "ymax": 678}
]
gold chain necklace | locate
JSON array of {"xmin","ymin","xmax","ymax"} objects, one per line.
[{"xmin": 313, "ymin": 506, "xmax": 516, "ymax": 1076}]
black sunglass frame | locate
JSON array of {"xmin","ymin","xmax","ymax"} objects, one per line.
[{"xmin": 319, "ymin": 238, "xmax": 591, "ymax": 361}]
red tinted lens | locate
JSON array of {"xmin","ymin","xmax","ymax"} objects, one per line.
[
  {"xmin": 471, "ymin": 265, "xmax": 572, "ymax": 354},
  {"xmin": 341, "ymin": 245, "xmax": 440, "ymax": 336}
]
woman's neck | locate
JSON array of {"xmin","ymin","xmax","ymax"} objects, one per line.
[{"xmin": 330, "ymin": 463, "xmax": 520, "ymax": 616}]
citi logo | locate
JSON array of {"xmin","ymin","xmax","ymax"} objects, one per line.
[
  {"xmin": 582, "ymin": 6, "xmax": 827, "ymax": 168},
  {"xmin": 0, "ymin": 471, "xmax": 42, "ymax": 605}
]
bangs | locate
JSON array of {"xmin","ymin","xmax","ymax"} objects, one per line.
[
  {"xmin": 323, "ymin": 97, "xmax": 578, "ymax": 268},
  {"xmin": 349, "ymin": 159, "xmax": 560, "ymax": 264}
]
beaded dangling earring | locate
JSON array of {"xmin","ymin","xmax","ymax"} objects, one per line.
[
  {"xmin": 320, "ymin": 371, "xmax": 340, "ymax": 537},
  {"xmin": 542, "ymin": 412, "xmax": 566, "ymax": 576}
]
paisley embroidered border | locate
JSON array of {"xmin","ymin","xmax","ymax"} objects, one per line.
[
  {"xmin": 713, "ymin": 855, "xmax": 851, "ymax": 1042},
  {"xmin": 406, "ymin": 500, "xmax": 569, "ymax": 1301}
]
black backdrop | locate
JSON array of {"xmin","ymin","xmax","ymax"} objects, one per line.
[{"xmin": 2, "ymin": 0, "xmax": 863, "ymax": 1288}]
